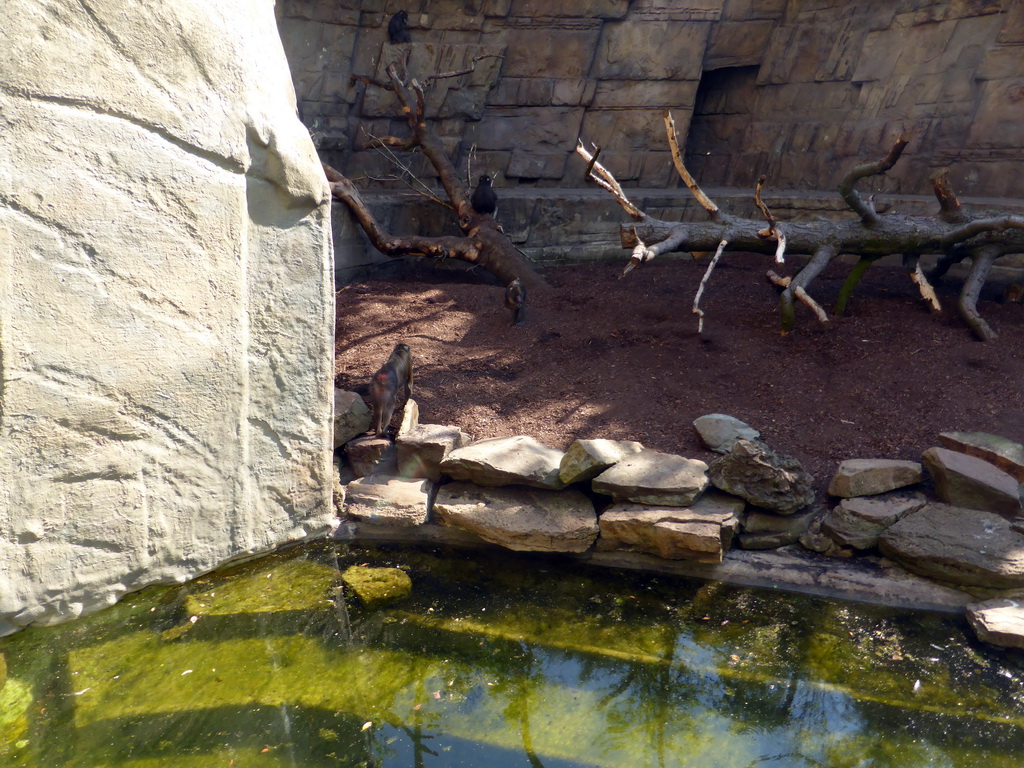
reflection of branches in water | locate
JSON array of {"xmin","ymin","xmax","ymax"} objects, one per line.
[
  {"xmin": 745, "ymin": 751, "xmax": 824, "ymax": 767},
  {"xmin": 498, "ymin": 646, "xmax": 547, "ymax": 768}
]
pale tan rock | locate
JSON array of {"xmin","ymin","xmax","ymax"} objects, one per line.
[
  {"xmin": 334, "ymin": 390, "xmax": 372, "ymax": 447},
  {"xmin": 597, "ymin": 491, "xmax": 743, "ymax": 563},
  {"xmin": 559, "ymin": 438, "xmax": 644, "ymax": 485},
  {"xmin": 343, "ymin": 476, "xmax": 434, "ymax": 527},
  {"xmin": 398, "ymin": 399, "xmax": 420, "ymax": 437},
  {"xmin": 922, "ymin": 447, "xmax": 1023, "ymax": 519},
  {"xmin": 939, "ymin": 431, "xmax": 1024, "ymax": 482},
  {"xmin": 433, "ymin": 482, "xmax": 597, "ymax": 552},
  {"xmin": 692, "ymin": 413, "xmax": 760, "ymax": 454},
  {"xmin": 396, "ymin": 423, "xmax": 473, "ymax": 481},
  {"xmin": 440, "ymin": 436, "xmax": 565, "ymax": 490},
  {"xmin": 821, "ymin": 492, "xmax": 926, "ymax": 550},
  {"xmin": 879, "ymin": 504, "xmax": 1024, "ymax": 588},
  {"xmin": 827, "ymin": 459, "xmax": 923, "ymax": 498},
  {"xmin": 967, "ymin": 598, "xmax": 1024, "ymax": 649},
  {"xmin": 592, "ymin": 449, "xmax": 708, "ymax": 507}
]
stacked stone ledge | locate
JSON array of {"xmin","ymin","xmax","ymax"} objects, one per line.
[
  {"xmin": 333, "ymin": 392, "xmax": 1024, "ymax": 649},
  {"xmin": 331, "ymin": 395, "xmax": 823, "ymax": 563}
]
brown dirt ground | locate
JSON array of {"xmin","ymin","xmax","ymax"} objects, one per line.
[{"xmin": 334, "ymin": 253, "xmax": 1024, "ymax": 496}]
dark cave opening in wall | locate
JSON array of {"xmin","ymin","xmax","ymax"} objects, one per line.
[{"xmin": 683, "ymin": 65, "xmax": 763, "ymax": 188}]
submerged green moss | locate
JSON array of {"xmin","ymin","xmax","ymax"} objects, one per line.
[
  {"xmin": 0, "ymin": 542, "xmax": 1022, "ymax": 768},
  {"xmin": 342, "ymin": 565, "xmax": 412, "ymax": 610},
  {"xmin": 184, "ymin": 557, "xmax": 338, "ymax": 617}
]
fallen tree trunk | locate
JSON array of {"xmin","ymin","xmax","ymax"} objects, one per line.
[
  {"xmin": 324, "ymin": 60, "xmax": 544, "ymax": 293},
  {"xmin": 579, "ymin": 114, "xmax": 1024, "ymax": 340}
]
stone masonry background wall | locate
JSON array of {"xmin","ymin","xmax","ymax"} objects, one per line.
[{"xmin": 276, "ymin": 0, "xmax": 1024, "ymax": 275}]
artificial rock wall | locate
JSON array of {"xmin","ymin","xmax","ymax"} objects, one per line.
[
  {"xmin": 0, "ymin": 0, "xmax": 335, "ymax": 636},
  {"xmin": 277, "ymin": 0, "xmax": 1024, "ymax": 277},
  {"xmin": 280, "ymin": 0, "xmax": 1024, "ymax": 197}
]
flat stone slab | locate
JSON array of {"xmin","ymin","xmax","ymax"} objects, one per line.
[
  {"xmin": 591, "ymin": 449, "xmax": 708, "ymax": 506},
  {"xmin": 433, "ymin": 482, "xmax": 598, "ymax": 552},
  {"xmin": 440, "ymin": 435, "xmax": 566, "ymax": 489},
  {"xmin": 342, "ymin": 475, "xmax": 435, "ymax": 527},
  {"xmin": 966, "ymin": 598, "xmax": 1024, "ymax": 649},
  {"xmin": 334, "ymin": 389, "xmax": 372, "ymax": 447},
  {"xmin": 559, "ymin": 438, "xmax": 644, "ymax": 485},
  {"xmin": 879, "ymin": 503, "xmax": 1024, "ymax": 588},
  {"xmin": 396, "ymin": 423, "xmax": 473, "ymax": 481},
  {"xmin": 939, "ymin": 431, "xmax": 1024, "ymax": 482},
  {"xmin": 692, "ymin": 413, "xmax": 760, "ymax": 454},
  {"xmin": 821, "ymin": 491, "xmax": 927, "ymax": 550},
  {"xmin": 708, "ymin": 440, "xmax": 814, "ymax": 514},
  {"xmin": 827, "ymin": 459, "xmax": 922, "ymax": 498},
  {"xmin": 597, "ymin": 491, "xmax": 744, "ymax": 563},
  {"xmin": 922, "ymin": 446, "xmax": 1023, "ymax": 519}
]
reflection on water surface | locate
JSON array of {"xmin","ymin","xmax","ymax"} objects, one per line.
[{"xmin": 1, "ymin": 541, "xmax": 1022, "ymax": 767}]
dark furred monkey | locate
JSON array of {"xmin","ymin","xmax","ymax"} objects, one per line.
[
  {"xmin": 388, "ymin": 10, "xmax": 412, "ymax": 43},
  {"xmin": 471, "ymin": 175, "xmax": 498, "ymax": 216},
  {"xmin": 369, "ymin": 343, "xmax": 413, "ymax": 436},
  {"xmin": 505, "ymin": 278, "xmax": 526, "ymax": 326}
]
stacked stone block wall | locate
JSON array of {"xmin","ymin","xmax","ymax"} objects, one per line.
[
  {"xmin": 278, "ymin": 0, "xmax": 1024, "ymax": 198},
  {"xmin": 277, "ymin": 1, "xmax": 1024, "ymax": 276}
]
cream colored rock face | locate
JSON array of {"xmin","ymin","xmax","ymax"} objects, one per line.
[{"xmin": 0, "ymin": 0, "xmax": 335, "ymax": 635}]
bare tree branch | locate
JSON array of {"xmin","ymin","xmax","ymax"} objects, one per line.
[
  {"xmin": 940, "ymin": 216, "xmax": 1024, "ymax": 248},
  {"xmin": 693, "ymin": 239, "xmax": 729, "ymax": 333},
  {"xmin": 664, "ymin": 111, "xmax": 720, "ymax": 218},
  {"xmin": 576, "ymin": 141, "xmax": 644, "ymax": 220},
  {"xmin": 767, "ymin": 271, "xmax": 830, "ymax": 325},
  {"xmin": 838, "ymin": 135, "xmax": 908, "ymax": 225},
  {"xmin": 423, "ymin": 53, "xmax": 505, "ymax": 85},
  {"xmin": 930, "ymin": 168, "xmax": 966, "ymax": 223},
  {"xmin": 754, "ymin": 174, "xmax": 787, "ymax": 264}
]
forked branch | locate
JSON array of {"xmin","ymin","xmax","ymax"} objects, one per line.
[
  {"xmin": 838, "ymin": 135, "xmax": 909, "ymax": 225},
  {"xmin": 576, "ymin": 141, "xmax": 644, "ymax": 220}
]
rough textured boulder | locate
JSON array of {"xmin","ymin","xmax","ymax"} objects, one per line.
[
  {"xmin": 559, "ymin": 438, "xmax": 644, "ymax": 485},
  {"xmin": 0, "ymin": 0, "xmax": 334, "ymax": 636},
  {"xmin": 342, "ymin": 476, "xmax": 435, "ymax": 527},
  {"xmin": 591, "ymin": 449, "xmax": 709, "ymax": 506},
  {"xmin": 708, "ymin": 440, "xmax": 815, "ymax": 514},
  {"xmin": 334, "ymin": 390, "xmax": 372, "ymax": 447},
  {"xmin": 440, "ymin": 436, "xmax": 566, "ymax": 490},
  {"xmin": 692, "ymin": 414, "xmax": 760, "ymax": 454},
  {"xmin": 597, "ymin": 491, "xmax": 743, "ymax": 563},
  {"xmin": 344, "ymin": 436, "xmax": 398, "ymax": 478},
  {"xmin": 879, "ymin": 504, "xmax": 1024, "ymax": 588},
  {"xmin": 433, "ymin": 482, "xmax": 598, "ymax": 552},
  {"xmin": 939, "ymin": 431, "xmax": 1024, "ymax": 483},
  {"xmin": 967, "ymin": 598, "xmax": 1024, "ymax": 650},
  {"xmin": 922, "ymin": 447, "xmax": 1023, "ymax": 519},
  {"xmin": 827, "ymin": 459, "xmax": 922, "ymax": 498},
  {"xmin": 821, "ymin": 492, "xmax": 927, "ymax": 550},
  {"xmin": 396, "ymin": 424, "xmax": 473, "ymax": 482}
]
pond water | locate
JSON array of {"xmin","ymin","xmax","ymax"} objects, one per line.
[{"xmin": 1, "ymin": 541, "xmax": 1022, "ymax": 768}]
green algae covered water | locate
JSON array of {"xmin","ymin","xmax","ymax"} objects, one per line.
[{"xmin": 1, "ymin": 542, "xmax": 1022, "ymax": 768}]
